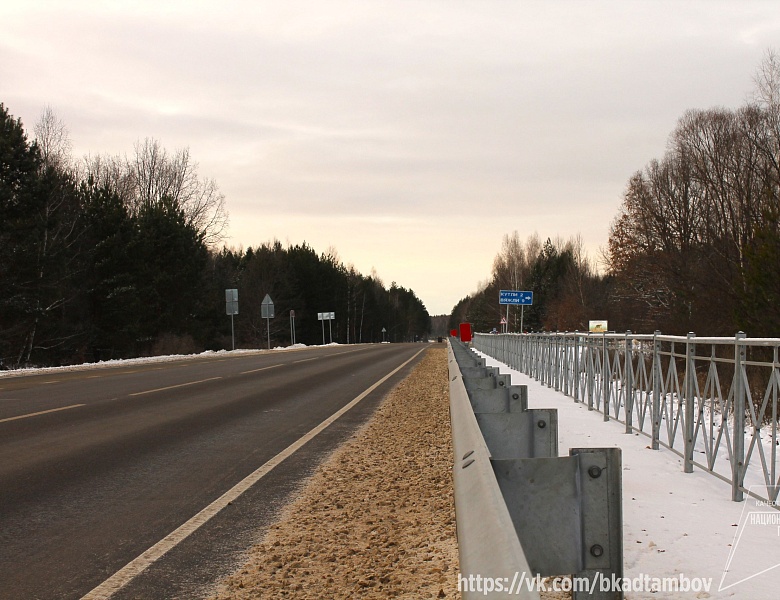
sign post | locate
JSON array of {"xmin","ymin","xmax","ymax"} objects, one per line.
[
  {"xmin": 318, "ymin": 312, "xmax": 335, "ymax": 345},
  {"xmin": 499, "ymin": 290, "xmax": 533, "ymax": 333},
  {"xmin": 261, "ymin": 294, "xmax": 274, "ymax": 350},
  {"xmin": 225, "ymin": 289, "xmax": 238, "ymax": 350},
  {"xmin": 290, "ymin": 309, "xmax": 296, "ymax": 346}
]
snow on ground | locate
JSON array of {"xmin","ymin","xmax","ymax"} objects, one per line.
[
  {"xmin": 477, "ymin": 351, "xmax": 780, "ymax": 600},
  {"xmin": 0, "ymin": 344, "xmax": 316, "ymax": 378}
]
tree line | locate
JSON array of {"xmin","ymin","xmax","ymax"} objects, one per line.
[
  {"xmin": 451, "ymin": 51, "xmax": 780, "ymax": 338},
  {"xmin": 449, "ymin": 232, "xmax": 607, "ymax": 334},
  {"xmin": 0, "ymin": 103, "xmax": 430, "ymax": 368}
]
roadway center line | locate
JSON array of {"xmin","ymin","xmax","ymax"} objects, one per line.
[
  {"xmin": 0, "ymin": 404, "xmax": 86, "ymax": 424},
  {"xmin": 128, "ymin": 377, "xmax": 223, "ymax": 397},
  {"xmin": 240, "ymin": 364, "xmax": 283, "ymax": 375},
  {"xmin": 80, "ymin": 347, "xmax": 425, "ymax": 600},
  {"xmin": 330, "ymin": 348, "xmax": 365, "ymax": 356},
  {"xmin": 293, "ymin": 357, "xmax": 319, "ymax": 363}
]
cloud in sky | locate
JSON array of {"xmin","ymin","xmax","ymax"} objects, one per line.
[{"xmin": 2, "ymin": 1, "xmax": 780, "ymax": 314}]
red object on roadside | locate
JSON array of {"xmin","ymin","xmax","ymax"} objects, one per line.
[
  {"xmin": 450, "ymin": 329, "xmax": 458, "ymax": 337},
  {"xmin": 459, "ymin": 322, "xmax": 473, "ymax": 343}
]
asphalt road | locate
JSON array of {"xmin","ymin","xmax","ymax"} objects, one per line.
[{"xmin": 0, "ymin": 343, "xmax": 427, "ymax": 600}]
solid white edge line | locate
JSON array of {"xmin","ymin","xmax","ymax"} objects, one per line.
[{"xmin": 79, "ymin": 347, "xmax": 426, "ymax": 600}]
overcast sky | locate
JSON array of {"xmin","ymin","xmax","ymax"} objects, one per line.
[{"xmin": 2, "ymin": 1, "xmax": 779, "ymax": 315}]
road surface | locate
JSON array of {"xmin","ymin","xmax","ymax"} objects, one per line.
[{"xmin": 0, "ymin": 343, "xmax": 426, "ymax": 599}]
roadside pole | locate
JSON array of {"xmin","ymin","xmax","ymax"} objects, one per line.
[
  {"xmin": 225, "ymin": 289, "xmax": 238, "ymax": 350},
  {"xmin": 261, "ymin": 294, "xmax": 274, "ymax": 350}
]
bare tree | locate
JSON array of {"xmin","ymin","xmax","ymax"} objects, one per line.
[
  {"xmin": 82, "ymin": 138, "xmax": 229, "ymax": 246},
  {"xmin": 34, "ymin": 105, "xmax": 72, "ymax": 171},
  {"xmin": 81, "ymin": 152, "xmax": 135, "ymax": 202},
  {"xmin": 752, "ymin": 48, "xmax": 780, "ymax": 113}
]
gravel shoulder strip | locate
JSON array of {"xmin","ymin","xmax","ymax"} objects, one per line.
[{"xmin": 208, "ymin": 346, "xmax": 459, "ymax": 599}]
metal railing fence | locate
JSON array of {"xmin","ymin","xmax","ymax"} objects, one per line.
[{"xmin": 474, "ymin": 331, "xmax": 780, "ymax": 504}]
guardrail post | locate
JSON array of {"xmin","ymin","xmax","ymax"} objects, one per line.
[
  {"xmin": 684, "ymin": 332, "xmax": 696, "ymax": 474},
  {"xmin": 625, "ymin": 331, "xmax": 633, "ymax": 434},
  {"xmin": 733, "ymin": 331, "xmax": 746, "ymax": 501},
  {"xmin": 652, "ymin": 331, "xmax": 661, "ymax": 450},
  {"xmin": 493, "ymin": 447, "xmax": 623, "ymax": 600}
]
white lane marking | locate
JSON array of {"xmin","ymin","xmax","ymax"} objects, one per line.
[
  {"xmin": 0, "ymin": 404, "xmax": 86, "ymax": 424},
  {"xmin": 240, "ymin": 364, "xmax": 283, "ymax": 375},
  {"xmin": 127, "ymin": 377, "xmax": 223, "ymax": 397},
  {"xmin": 80, "ymin": 348, "xmax": 425, "ymax": 600},
  {"xmin": 293, "ymin": 357, "xmax": 319, "ymax": 363}
]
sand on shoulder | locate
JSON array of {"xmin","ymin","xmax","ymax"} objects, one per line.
[{"xmin": 209, "ymin": 346, "xmax": 459, "ymax": 599}]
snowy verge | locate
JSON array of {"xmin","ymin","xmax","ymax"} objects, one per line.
[{"xmin": 0, "ymin": 344, "xmax": 320, "ymax": 378}]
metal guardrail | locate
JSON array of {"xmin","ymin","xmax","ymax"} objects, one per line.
[
  {"xmin": 473, "ymin": 331, "xmax": 780, "ymax": 504},
  {"xmin": 449, "ymin": 339, "xmax": 623, "ymax": 599}
]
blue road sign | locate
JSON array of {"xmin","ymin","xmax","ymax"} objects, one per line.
[{"xmin": 499, "ymin": 290, "xmax": 533, "ymax": 305}]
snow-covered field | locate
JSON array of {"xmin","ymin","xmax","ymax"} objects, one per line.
[
  {"xmin": 477, "ymin": 351, "xmax": 780, "ymax": 600},
  {"xmin": 0, "ymin": 344, "xmax": 317, "ymax": 378}
]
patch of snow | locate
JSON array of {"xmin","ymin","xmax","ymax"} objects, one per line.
[{"xmin": 0, "ymin": 345, "xmax": 310, "ymax": 378}]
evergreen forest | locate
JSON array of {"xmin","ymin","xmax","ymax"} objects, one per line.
[{"xmin": 0, "ymin": 103, "xmax": 430, "ymax": 368}]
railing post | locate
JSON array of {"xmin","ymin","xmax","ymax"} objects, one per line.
[
  {"xmin": 520, "ymin": 334, "xmax": 525, "ymax": 373},
  {"xmin": 562, "ymin": 334, "xmax": 569, "ymax": 396},
  {"xmin": 587, "ymin": 333, "xmax": 594, "ymax": 411},
  {"xmin": 603, "ymin": 333, "xmax": 610, "ymax": 422},
  {"xmin": 684, "ymin": 332, "xmax": 696, "ymax": 474},
  {"xmin": 573, "ymin": 332, "xmax": 580, "ymax": 402},
  {"xmin": 548, "ymin": 334, "xmax": 553, "ymax": 389},
  {"xmin": 554, "ymin": 334, "xmax": 561, "ymax": 392},
  {"xmin": 625, "ymin": 331, "xmax": 634, "ymax": 434},
  {"xmin": 733, "ymin": 331, "xmax": 746, "ymax": 502},
  {"xmin": 652, "ymin": 331, "xmax": 661, "ymax": 450}
]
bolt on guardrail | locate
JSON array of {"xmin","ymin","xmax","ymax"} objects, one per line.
[{"xmin": 449, "ymin": 339, "xmax": 624, "ymax": 599}]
